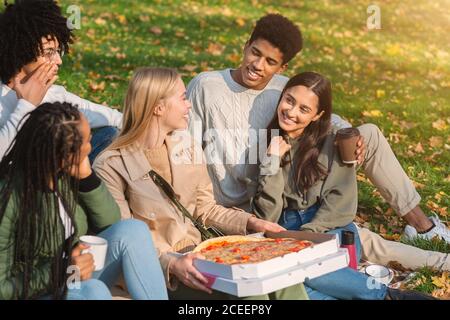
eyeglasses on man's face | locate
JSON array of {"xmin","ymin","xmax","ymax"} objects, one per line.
[{"xmin": 41, "ymin": 47, "xmax": 65, "ymax": 61}]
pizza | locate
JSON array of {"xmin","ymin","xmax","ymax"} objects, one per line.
[{"xmin": 193, "ymin": 235, "xmax": 313, "ymax": 265}]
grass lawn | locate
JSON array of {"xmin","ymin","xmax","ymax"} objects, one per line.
[{"xmin": 35, "ymin": 0, "xmax": 450, "ymax": 296}]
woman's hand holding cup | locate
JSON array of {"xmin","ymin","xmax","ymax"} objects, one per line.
[{"xmin": 70, "ymin": 243, "xmax": 95, "ymax": 281}]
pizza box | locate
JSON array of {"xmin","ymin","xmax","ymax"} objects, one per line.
[
  {"xmin": 191, "ymin": 230, "xmax": 341, "ymax": 280},
  {"xmin": 202, "ymin": 249, "xmax": 349, "ymax": 297}
]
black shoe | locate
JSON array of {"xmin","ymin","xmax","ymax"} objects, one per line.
[{"xmin": 385, "ymin": 288, "xmax": 438, "ymax": 300}]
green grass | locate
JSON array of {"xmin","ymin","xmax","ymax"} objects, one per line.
[
  {"xmin": 405, "ymin": 267, "xmax": 443, "ymax": 295},
  {"xmin": 3, "ymin": 0, "xmax": 448, "ymax": 296},
  {"xmin": 400, "ymin": 235, "xmax": 449, "ymax": 297},
  {"xmin": 15, "ymin": 0, "xmax": 450, "ymax": 291},
  {"xmin": 55, "ymin": 0, "xmax": 448, "ymax": 291},
  {"xmin": 55, "ymin": 0, "xmax": 449, "ymax": 252},
  {"xmin": 51, "ymin": 0, "xmax": 450, "ymax": 221},
  {"xmin": 401, "ymin": 236, "xmax": 450, "ymax": 253}
]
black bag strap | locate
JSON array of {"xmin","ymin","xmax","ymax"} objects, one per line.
[{"xmin": 148, "ymin": 170, "xmax": 224, "ymax": 240}]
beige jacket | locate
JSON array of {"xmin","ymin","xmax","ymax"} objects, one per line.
[{"xmin": 93, "ymin": 132, "xmax": 252, "ymax": 288}]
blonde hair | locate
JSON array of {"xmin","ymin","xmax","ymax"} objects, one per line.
[{"xmin": 108, "ymin": 67, "xmax": 180, "ymax": 150}]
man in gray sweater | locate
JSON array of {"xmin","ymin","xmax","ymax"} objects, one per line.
[
  {"xmin": 0, "ymin": 0, "xmax": 122, "ymax": 162},
  {"xmin": 187, "ymin": 14, "xmax": 449, "ymax": 243}
]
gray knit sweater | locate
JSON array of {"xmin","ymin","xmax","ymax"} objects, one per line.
[{"xmin": 187, "ymin": 69, "xmax": 350, "ymax": 210}]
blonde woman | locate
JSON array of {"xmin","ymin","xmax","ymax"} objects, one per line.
[{"xmin": 93, "ymin": 67, "xmax": 308, "ymax": 300}]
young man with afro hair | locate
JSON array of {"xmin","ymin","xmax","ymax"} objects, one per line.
[
  {"xmin": 0, "ymin": 0, "xmax": 122, "ymax": 162},
  {"xmin": 187, "ymin": 13, "xmax": 449, "ymax": 297}
]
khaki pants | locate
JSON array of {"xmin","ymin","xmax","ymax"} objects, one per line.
[
  {"xmin": 351, "ymin": 125, "xmax": 450, "ymax": 270},
  {"xmin": 358, "ymin": 226, "xmax": 450, "ymax": 271},
  {"xmin": 168, "ymin": 282, "xmax": 309, "ymax": 300},
  {"xmin": 357, "ymin": 124, "xmax": 421, "ymax": 216}
]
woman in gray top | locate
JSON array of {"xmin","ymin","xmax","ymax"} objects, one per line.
[
  {"xmin": 252, "ymin": 72, "xmax": 434, "ymax": 300},
  {"xmin": 252, "ymin": 74, "xmax": 357, "ymax": 233}
]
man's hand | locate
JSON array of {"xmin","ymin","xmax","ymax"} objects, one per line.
[
  {"xmin": 246, "ymin": 216, "xmax": 286, "ymax": 233},
  {"xmin": 355, "ymin": 135, "xmax": 365, "ymax": 165},
  {"xmin": 267, "ymin": 136, "xmax": 291, "ymax": 157},
  {"xmin": 169, "ymin": 253, "xmax": 212, "ymax": 294},
  {"xmin": 12, "ymin": 62, "xmax": 58, "ymax": 106},
  {"xmin": 70, "ymin": 243, "xmax": 95, "ymax": 281}
]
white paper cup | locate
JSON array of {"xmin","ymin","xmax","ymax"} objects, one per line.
[
  {"xmin": 79, "ymin": 235, "xmax": 108, "ymax": 271},
  {"xmin": 365, "ymin": 264, "xmax": 394, "ymax": 285}
]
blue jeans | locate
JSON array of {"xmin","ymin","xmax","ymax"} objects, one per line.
[
  {"xmin": 88, "ymin": 126, "xmax": 118, "ymax": 164},
  {"xmin": 279, "ymin": 206, "xmax": 387, "ymax": 300},
  {"xmin": 66, "ymin": 220, "xmax": 168, "ymax": 300}
]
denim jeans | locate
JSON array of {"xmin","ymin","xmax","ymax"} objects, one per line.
[
  {"xmin": 279, "ymin": 206, "xmax": 387, "ymax": 300},
  {"xmin": 66, "ymin": 220, "xmax": 168, "ymax": 300},
  {"xmin": 88, "ymin": 126, "xmax": 119, "ymax": 164}
]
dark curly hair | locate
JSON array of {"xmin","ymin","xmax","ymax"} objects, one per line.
[
  {"xmin": 0, "ymin": 0, "xmax": 74, "ymax": 84},
  {"xmin": 249, "ymin": 14, "xmax": 303, "ymax": 64}
]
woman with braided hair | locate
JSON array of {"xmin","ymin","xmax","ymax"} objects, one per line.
[{"xmin": 0, "ymin": 102, "xmax": 167, "ymax": 300}]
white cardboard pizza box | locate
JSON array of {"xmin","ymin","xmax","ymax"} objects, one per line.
[
  {"xmin": 191, "ymin": 230, "xmax": 341, "ymax": 280},
  {"xmin": 203, "ymin": 249, "xmax": 349, "ymax": 297}
]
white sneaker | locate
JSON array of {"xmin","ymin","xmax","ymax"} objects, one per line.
[
  {"xmin": 429, "ymin": 214, "xmax": 450, "ymax": 242},
  {"xmin": 403, "ymin": 224, "xmax": 419, "ymax": 239},
  {"xmin": 403, "ymin": 214, "xmax": 450, "ymax": 243}
]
